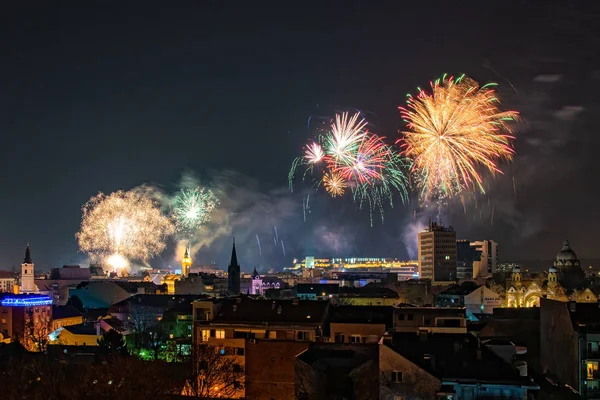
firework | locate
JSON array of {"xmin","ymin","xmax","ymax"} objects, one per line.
[
  {"xmin": 77, "ymin": 190, "xmax": 175, "ymax": 272},
  {"xmin": 400, "ymin": 74, "xmax": 518, "ymax": 200},
  {"xmin": 172, "ymin": 187, "xmax": 219, "ymax": 237},
  {"xmin": 289, "ymin": 112, "xmax": 409, "ymax": 224},
  {"xmin": 323, "ymin": 171, "xmax": 347, "ymax": 197}
]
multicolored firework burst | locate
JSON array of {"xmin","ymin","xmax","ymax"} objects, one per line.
[
  {"xmin": 172, "ymin": 187, "xmax": 219, "ymax": 237},
  {"xmin": 289, "ymin": 112, "xmax": 409, "ymax": 223},
  {"xmin": 76, "ymin": 190, "xmax": 175, "ymax": 272},
  {"xmin": 399, "ymin": 74, "xmax": 518, "ymax": 200}
]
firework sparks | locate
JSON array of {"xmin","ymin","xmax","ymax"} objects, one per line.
[
  {"xmin": 77, "ymin": 190, "xmax": 175, "ymax": 272},
  {"xmin": 256, "ymin": 234, "xmax": 262, "ymax": 256},
  {"xmin": 400, "ymin": 74, "xmax": 518, "ymax": 200},
  {"xmin": 323, "ymin": 171, "xmax": 347, "ymax": 197},
  {"xmin": 289, "ymin": 112, "xmax": 409, "ymax": 224},
  {"xmin": 172, "ymin": 187, "xmax": 219, "ymax": 237}
]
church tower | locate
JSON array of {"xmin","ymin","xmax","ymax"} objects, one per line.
[
  {"xmin": 182, "ymin": 246, "xmax": 192, "ymax": 278},
  {"xmin": 251, "ymin": 267, "xmax": 263, "ymax": 295},
  {"xmin": 21, "ymin": 244, "xmax": 37, "ymax": 293},
  {"xmin": 228, "ymin": 238, "xmax": 240, "ymax": 295}
]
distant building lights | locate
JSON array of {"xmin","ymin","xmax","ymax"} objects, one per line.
[{"xmin": 1, "ymin": 296, "xmax": 53, "ymax": 306}]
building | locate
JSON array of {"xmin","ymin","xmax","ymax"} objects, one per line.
[
  {"xmin": 69, "ymin": 280, "xmax": 166, "ymax": 308},
  {"xmin": 506, "ymin": 240, "xmax": 595, "ymax": 308},
  {"xmin": 48, "ymin": 323, "xmax": 100, "ymax": 346},
  {"xmin": 0, "ymin": 294, "xmax": 53, "ymax": 351},
  {"xmin": 338, "ymin": 285, "xmax": 399, "ymax": 306},
  {"xmin": 394, "ymin": 305, "xmax": 467, "ymax": 334},
  {"xmin": 418, "ymin": 222, "xmax": 457, "ymax": 283},
  {"xmin": 381, "ymin": 333, "xmax": 538, "ymax": 399},
  {"xmin": 51, "ymin": 305, "xmax": 84, "ymax": 331},
  {"xmin": 0, "ymin": 271, "xmax": 16, "ymax": 293},
  {"xmin": 181, "ymin": 246, "xmax": 192, "ymax": 278},
  {"xmin": 20, "ymin": 245, "xmax": 38, "ymax": 293},
  {"xmin": 296, "ymin": 283, "xmax": 339, "ymax": 300},
  {"xmin": 540, "ymin": 298, "xmax": 600, "ymax": 398},
  {"xmin": 36, "ymin": 265, "xmax": 93, "ymax": 305},
  {"xmin": 471, "ymin": 240, "xmax": 499, "ymax": 276},
  {"xmin": 228, "ymin": 239, "xmax": 240, "ymax": 295},
  {"xmin": 296, "ymin": 343, "xmax": 379, "ymax": 400},
  {"xmin": 328, "ymin": 305, "xmax": 393, "ymax": 343},
  {"xmin": 435, "ymin": 281, "xmax": 503, "ymax": 318},
  {"xmin": 193, "ymin": 297, "xmax": 330, "ymax": 399},
  {"xmin": 174, "ymin": 273, "xmax": 228, "ymax": 296},
  {"xmin": 456, "ymin": 240, "xmax": 482, "ymax": 280}
]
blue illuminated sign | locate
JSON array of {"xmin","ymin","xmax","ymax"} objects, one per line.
[{"xmin": 1, "ymin": 296, "xmax": 53, "ymax": 306}]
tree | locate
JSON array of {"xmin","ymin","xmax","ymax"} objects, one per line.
[
  {"xmin": 22, "ymin": 307, "xmax": 51, "ymax": 352},
  {"xmin": 182, "ymin": 343, "xmax": 245, "ymax": 399},
  {"xmin": 98, "ymin": 329, "xmax": 128, "ymax": 356},
  {"xmin": 66, "ymin": 295, "xmax": 85, "ymax": 313}
]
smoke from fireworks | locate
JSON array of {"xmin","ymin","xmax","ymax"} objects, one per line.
[
  {"xmin": 76, "ymin": 190, "xmax": 175, "ymax": 272},
  {"xmin": 289, "ymin": 112, "xmax": 409, "ymax": 224},
  {"xmin": 172, "ymin": 187, "xmax": 219, "ymax": 238},
  {"xmin": 399, "ymin": 74, "xmax": 518, "ymax": 200}
]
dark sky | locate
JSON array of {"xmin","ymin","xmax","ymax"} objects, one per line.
[{"xmin": 0, "ymin": 1, "xmax": 599, "ymax": 271}]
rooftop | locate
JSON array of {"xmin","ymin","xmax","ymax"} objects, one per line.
[
  {"xmin": 437, "ymin": 281, "xmax": 482, "ymax": 296},
  {"xmin": 110, "ymin": 294, "xmax": 208, "ymax": 310},
  {"xmin": 63, "ymin": 323, "xmax": 98, "ymax": 336},
  {"xmin": 297, "ymin": 343, "xmax": 378, "ymax": 373},
  {"xmin": 329, "ymin": 305, "xmax": 394, "ymax": 328},
  {"xmin": 210, "ymin": 297, "xmax": 330, "ymax": 325},
  {"xmin": 53, "ymin": 305, "xmax": 83, "ymax": 320},
  {"xmin": 387, "ymin": 333, "xmax": 531, "ymax": 385}
]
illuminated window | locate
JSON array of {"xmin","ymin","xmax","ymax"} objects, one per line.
[
  {"xmin": 201, "ymin": 330, "xmax": 210, "ymax": 341},
  {"xmin": 588, "ymin": 361, "xmax": 599, "ymax": 379},
  {"xmin": 391, "ymin": 371, "xmax": 403, "ymax": 383},
  {"xmin": 216, "ymin": 330, "xmax": 225, "ymax": 339}
]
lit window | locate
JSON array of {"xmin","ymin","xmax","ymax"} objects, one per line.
[
  {"xmin": 216, "ymin": 330, "xmax": 225, "ymax": 339},
  {"xmin": 201, "ymin": 330, "xmax": 210, "ymax": 341},
  {"xmin": 588, "ymin": 361, "xmax": 599, "ymax": 379}
]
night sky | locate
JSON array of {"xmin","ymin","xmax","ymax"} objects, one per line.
[{"xmin": 0, "ymin": 1, "xmax": 599, "ymax": 271}]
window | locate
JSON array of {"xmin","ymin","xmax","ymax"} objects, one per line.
[
  {"xmin": 201, "ymin": 330, "xmax": 210, "ymax": 341},
  {"xmin": 588, "ymin": 361, "xmax": 599, "ymax": 379},
  {"xmin": 334, "ymin": 333, "xmax": 345, "ymax": 343},
  {"xmin": 423, "ymin": 318, "xmax": 431, "ymax": 326},
  {"xmin": 391, "ymin": 371, "xmax": 403, "ymax": 383},
  {"xmin": 268, "ymin": 330, "xmax": 277, "ymax": 339},
  {"xmin": 216, "ymin": 330, "xmax": 225, "ymax": 339},
  {"xmin": 398, "ymin": 313, "xmax": 405, "ymax": 321},
  {"xmin": 407, "ymin": 314, "xmax": 414, "ymax": 321},
  {"xmin": 297, "ymin": 331, "xmax": 310, "ymax": 341},
  {"xmin": 350, "ymin": 335, "xmax": 361, "ymax": 343}
]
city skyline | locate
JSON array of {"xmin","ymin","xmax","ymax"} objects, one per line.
[{"xmin": 1, "ymin": 2, "xmax": 598, "ymax": 270}]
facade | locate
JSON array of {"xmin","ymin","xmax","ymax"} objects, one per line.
[
  {"xmin": 48, "ymin": 323, "xmax": 100, "ymax": 346},
  {"xmin": 540, "ymin": 298, "xmax": 600, "ymax": 398},
  {"xmin": 456, "ymin": 240, "xmax": 482, "ymax": 280},
  {"xmin": 418, "ymin": 222, "xmax": 457, "ymax": 283},
  {"xmin": 338, "ymin": 286, "xmax": 399, "ymax": 306},
  {"xmin": 0, "ymin": 294, "xmax": 53, "ymax": 351},
  {"xmin": 0, "ymin": 271, "xmax": 16, "ymax": 293},
  {"xmin": 506, "ymin": 240, "xmax": 595, "ymax": 308},
  {"xmin": 228, "ymin": 239, "xmax": 241, "ymax": 295},
  {"xmin": 193, "ymin": 297, "xmax": 330, "ymax": 399},
  {"xmin": 329, "ymin": 305, "xmax": 393, "ymax": 344},
  {"xmin": 471, "ymin": 239, "xmax": 499, "ymax": 276},
  {"xmin": 181, "ymin": 246, "xmax": 192, "ymax": 278},
  {"xmin": 394, "ymin": 305, "xmax": 467, "ymax": 334},
  {"xmin": 435, "ymin": 281, "xmax": 503, "ymax": 317},
  {"xmin": 382, "ymin": 333, "xmax": 538, "ymax": 399},
  {"xmin": 20, "ymin": 245, "xmax": 38, "ymax": 293},
  {"xmin": 296, "ymin": 283, "xmax": 339, "ymax": 300}
]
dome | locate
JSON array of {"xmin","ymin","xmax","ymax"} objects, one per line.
[
  {"xmin": 556, "ymin": 240, "xmax": 578, "ymax": 262},
  {"xmin": 512, "ymin": 266, "xmax": 521, "ymax": 273},
  {"xmin": 548, "ymin": 266, "xmax": 557, "ymax": 274}
]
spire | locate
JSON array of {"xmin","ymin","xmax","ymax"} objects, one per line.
[
  {"xmin": 252, "ymin": 266, "xmax": 259, "ymax": 279},
  {"xmin": 562, "ymin": 240, "xmax": 570, "ymax": 251},
  {"xmin": 229, "ymin": 238, "xmax": 238, "ymax": 268},
  {"xmin": 184, "ymin": 246, "xmax": 189, "ymax": 259},
  {"xmin": 24, "ymin": 243, "xmax": 32, "ymax": 264}
]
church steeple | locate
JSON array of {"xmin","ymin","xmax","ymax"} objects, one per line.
[
  {"xmin": 182, "ymin": 245, "xmax": 192, "ymax": 278},
  {"xmin": 24, "ymin": 243, "xmax": 32, "ymax": 264},
  {"xmin": 228, "ymin": 238, "xmax": 240, "ymax": 295}
]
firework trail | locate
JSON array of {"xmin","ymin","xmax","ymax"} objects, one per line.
[
  {"xmin": 281, "ymin": 240, "xmax": 286, "ymax": 257},
  {"xmin": 172, "ymin": 187, "xmax": 219, "ymax": 238},
  {"xmin": 77, "ymin": 190, "xmax": 174, "ymax": 272},
  {"xmin": 274, "ymin": 226, "xmax": 279, "ymax": 243},
  {"xmin": 256, "ymin": 234, "xmax": 262, "ymax": 256},
  {"xmin": 399, "ymin": 74, "xmax": 518, "ymax": 201},
  {"xmin": 289, "ymin": 111, "xmax": 410, "ymax": 224}
]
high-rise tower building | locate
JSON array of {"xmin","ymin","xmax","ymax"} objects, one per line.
[
  {"xmin": 228, "ymin": 238, "xmax": 240, "ymax": 295},
  {"xmin": 20, "ymin": 244, "xmax": 37, "ymax": 293},
  {"xmin": 418, "ymin": 222, "xmax": 457, "ymax": 283},
  {"xmin": 182, "ymin": 246, "xmax": 192, "ymax": 278},
  {"xmin": 470, "ymin": 240, "xmax": 498, "ymax": 277}
]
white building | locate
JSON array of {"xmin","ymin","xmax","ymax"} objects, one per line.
[
  {"xmin": 20, "ymin": 244, "xmax": 39, "ymax": 293},
  {"xmin": 471, "ymin": 240, "xmax": 498, "ymax": 277},
  {"xmin": 0, "ymin": 271, "xmax": 15, "ymax": 293}
]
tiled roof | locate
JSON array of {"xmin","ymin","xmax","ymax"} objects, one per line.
[{"xmin": 212, "ymin": 297, "xmax": 330, "ymax": 325}]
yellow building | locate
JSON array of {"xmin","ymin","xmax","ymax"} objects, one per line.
[
  {"xmin": 49, "ymin": 324, "xmax": 100, "ymax": 346},
  {"xmin": 51, "ymin": 305, "xmax": 84, "ymax": 331},
  {"xmin": 182, "ymin": 247, "xmax": 192, "ymax": 278}
]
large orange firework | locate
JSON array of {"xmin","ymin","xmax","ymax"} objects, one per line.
[{"xmin": 399, "ymin": 74, "xmax": 518, "ymax": 200}]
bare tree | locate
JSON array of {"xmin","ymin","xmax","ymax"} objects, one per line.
[
  {"xmin": 23, "ymin": 307, "xmax": 51, "ymax": 352},
  {"xmin": 182, "ymin": 343, "xmax": 245, "ymax": 399}
]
